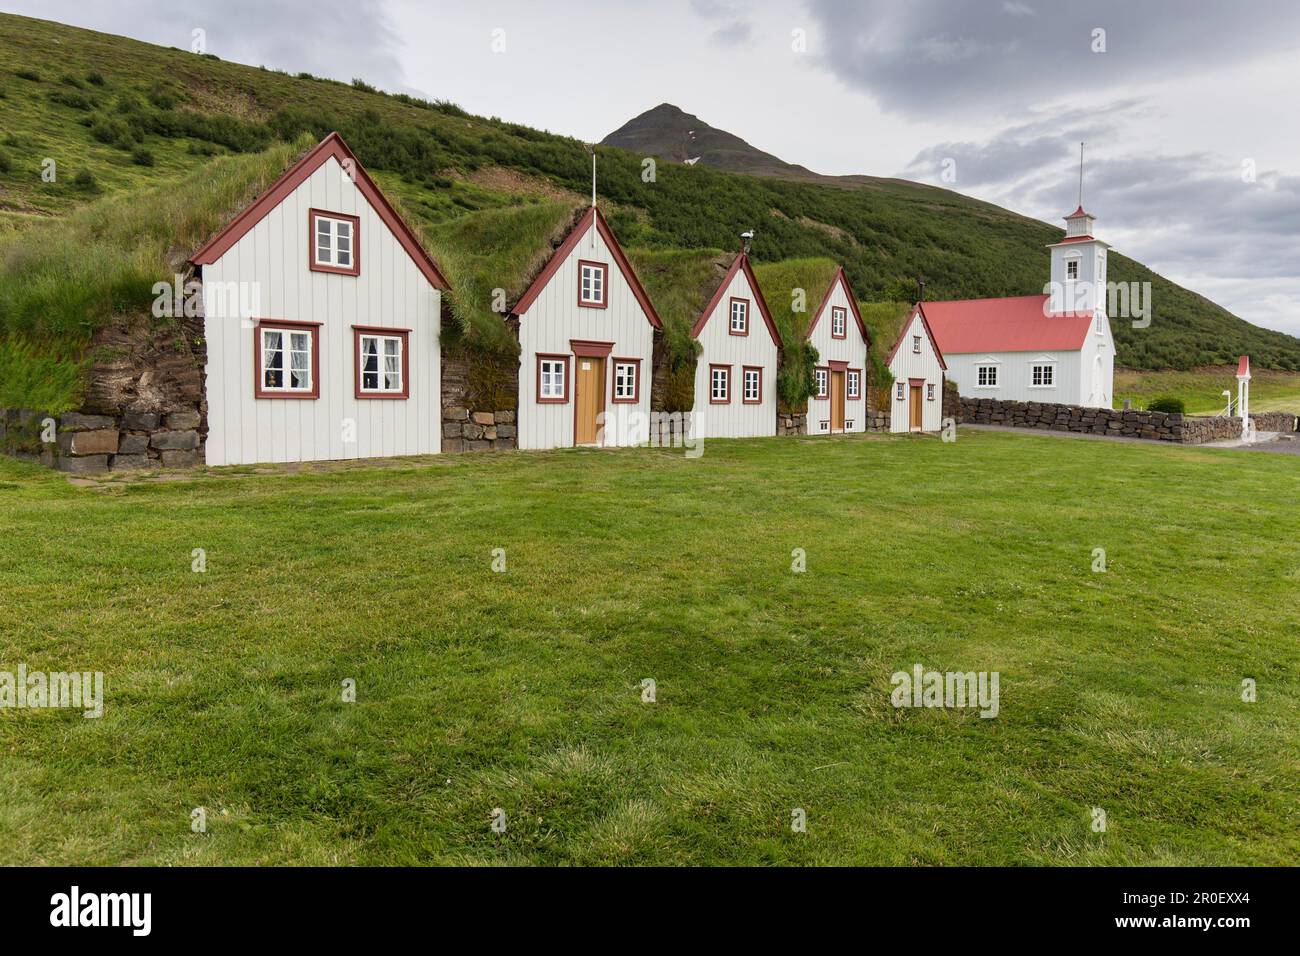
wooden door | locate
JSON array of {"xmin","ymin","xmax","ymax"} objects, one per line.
[
  {"xmin": 830, "ymin": 371, "xmax": 845, "ymax": 432},
  {"xmin": 574, "ymin": 357, "xmax": 605, "ymax": 445},
  {"xmin": 910, "ymin": 385, "xmax": 923, "ymax": 431}
]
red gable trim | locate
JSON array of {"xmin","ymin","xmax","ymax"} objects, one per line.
[
  {"xmin": 190, "ymin": 132, "xmax": 449, "ymax": 291},
  {"xmin": 884, "ymin": 304, "xmax": 948, "ymax": 371},
  {"xmin": 806, "ymin": 267, "xmax": 869, "ymax": 344},
  {"xmin": 691, "ymin": 254, "xmax": 783, "ymax": 349},
  {"xmin": 512, "ymin": 207, "xmax": 662, "ymax": 329}
]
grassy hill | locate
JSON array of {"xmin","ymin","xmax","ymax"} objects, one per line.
[{"xmin": 2, "ymin": 11, "xmax": 1298, "ymax": 403}]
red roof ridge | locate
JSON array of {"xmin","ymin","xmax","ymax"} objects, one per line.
[{"xmin": 189, "ymin": 131, "xmax": 449, "ymax": 290}]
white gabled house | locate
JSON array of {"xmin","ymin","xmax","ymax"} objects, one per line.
[
  {"xmin": 691, "ymin": 253, "xmax": 783, "ymax": 438},
  {"xmin": 190, "ymin": 132, "xmax": 450, "ymax": 466},
  {"xmin": 886, "ymin": 304, "xmax": 947, "ymax": 433},
  {"xmin": 806, "ymin": 267, "xmax": 871, "ymax": 435},
  {"xmin": 923, "ymin": 205, "xmax": 1115, "ymax": 407},
  {"xmin": 510, "ymin": 206, "xmax": 662, "ymax": 450}
]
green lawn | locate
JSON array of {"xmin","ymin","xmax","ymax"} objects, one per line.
[
  {"xmin": 0, "ymin": 429, "xmax": 1297, "ymax": 865},
  {"xmin": 1116, "ymin": 366, "xmax": 1300, "ymax": 414}
]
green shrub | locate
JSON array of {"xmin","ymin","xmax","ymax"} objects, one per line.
[
  {"xmin": 71, "ymin": 169, "xmax": 97, "ymax": 191},
  {"xmin": 85, "ymin": 71, "xmax": 105, "ymax": 86},
  {"xmin": 351, "ymin": 77, "xmax": 379, "ymax": 94},
  {"xmin": 0, "ymin": 150, "xmax": 10, "ymax": 174},
  {"xmin": 1147, "ymin": 396, "xmax": 1185, "ymax": 414},
  {"xmin": 14, "ymin": 69, "xmax": 40, "ymax": 82},
  {"xmin": 48, "ymin": 89, "xmax": 94, "ymax": 110},
  {"xmin": 131, "ymin": 147, "xmax": 155, "ymax": 166}
]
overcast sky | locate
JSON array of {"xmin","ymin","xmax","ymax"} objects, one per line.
[{"xmin": 11, "ymin": 0, "xmax": 1300, "ymax": 338}]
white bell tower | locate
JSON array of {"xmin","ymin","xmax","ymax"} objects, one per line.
[{"xmin": 1047, "ymin": 145, "xmax": 1109, "ymax": 317}]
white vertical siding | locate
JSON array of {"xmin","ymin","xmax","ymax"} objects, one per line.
[
  {"xmin": 517, "ymin": 220, "xmax": 656, "ymax": 450},
  {"xmin": 806, "ymin": 274, "xmax": 870, "ymax": 435},
  {"xmin": 888, "ymin": 310, "xmax": 946, "ymax": 432},
  {"xmin": 202, "ymin": 156, "xmax": 441, "ymax": 466},
  {"xmin": 691, "ymin": 269, "xmax": 778, "ymax": 438},
  {"xmin": 946, "ymin": 350, "xmax": 1083, "ymax": 404}
]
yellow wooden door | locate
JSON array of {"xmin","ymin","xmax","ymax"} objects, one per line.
[
  {"xmin": 910, "ymin": 385, "xmax": 923, "ymax": 430},
  {"xmin": 574, "ymin": 357, "xmax": 605, "ymax": 445},
  {"xmin": 830, "ymin": 371, "xmax": 845, "ymax": 432}
]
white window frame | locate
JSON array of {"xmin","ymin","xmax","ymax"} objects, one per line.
[
  {"xmin": 613, "ymin": 361, "xmax": 638, "ymax": 402},
  {"xmin": 913, "ymin": 334, "xmax": 922, "ymax": 354},
  {"xmin": 743, "ymin": 367, "xmax": 761, "ymax": 403},
  {"xmin": 976, "ymin": 364, "xmax": 999, "ymax": 388},
  {"xmin": 539, "ymin": 357, "xmax": 567, "ymax": 402},
  {"xmin": 260, "ymin": 326, "xmax": 314, "ymax": 393},
  {"xmin": 847, "ymin": 370, "xmax": 861, "ymax": 400},
  {"xmin": 710, "ymin": 365, "xmax": 730, "ymax": 403},
  {"xmin": 1030, "ymin": 363, "xmax": 1056, "ymax": 388},
  {"xmin": 815, "ymin": 367, "xmax": 829, "ymax": 399},
  {"xmin": 927, "ymin": 383, "xmax": 935, "ymax": 401},
  {"xmin": 578, "ymin": 260, "xmax": 607, "ymax": 307},
  {"xmin": 1065, "ymin": 257, "xmax": 1080, "ymax": 281},
  {"xmin": 358, "ymin": 333, "xmax": 405, "ymax": 395},
  {"xmin": 729, "ymin": 298, "xmax": 748, "ymax": 334},
  {"xmin": 313, "ymin": 213, "xmax": 356, "ymax": 270},
  {"xmin": 895, "ymin": 381, "xmax": 905, "ymax": 401},
  {"xmin": 831, "ymin": 307, "xmax": 846, "ymax": 338}
]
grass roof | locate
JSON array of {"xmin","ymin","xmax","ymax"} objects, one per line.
[
  {"xmin": 752, "ymin": 258, "xmax": 841, "ymax": 346},
  {"xmin": 0, "ymin": 138, "xmax": 308, "ymax": 412},
  {"xmin": 423, "ymin": 200, "xmax": 587, "ymax": 355},
  {"xmin": 626, "ymin": 246, "xmax": 733, "ymax": 337}
]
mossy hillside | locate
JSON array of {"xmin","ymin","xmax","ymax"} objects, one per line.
[
  {"xmin": 625, "ymin": 247, "xmax": 727, "ymax": 410},
  {"xmin": 753, "ymin": 258, "xmax": 843, "ymax": 409},
  {"xmin": 0, "ymin": 140, "xmax": 306, "ymax": 412},
  {"xmin": 2, "ymin": 14, "xmax": 1294, "ymax": 372}
]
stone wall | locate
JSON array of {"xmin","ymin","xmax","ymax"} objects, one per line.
[
  {"xmin": 957, "ymin": 396, "xmax": 1293, "ymax": 444},
  {"xmin": 0, "ymin": 406, "xmax": 204, "ymax": 474},
  {"xmin": 1252, "ymin": 411, "xmax": 1299, "ymax": 433},
  {"xmin": 440, "ymin": 342, "xmax": 518, "ymax": 453},
  {"xmin": 777, "ymin": 411, "xmax": 807, "ymax": 436}
]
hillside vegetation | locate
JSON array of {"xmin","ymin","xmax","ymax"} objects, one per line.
[{"xmin": 1, "ymin": 11, "xmax": 1297, "ymax": 409}]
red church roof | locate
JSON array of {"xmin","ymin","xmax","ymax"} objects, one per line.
[{"xmin": 920, "ymin": 294, "xmax": 1093, "ymax": 354}]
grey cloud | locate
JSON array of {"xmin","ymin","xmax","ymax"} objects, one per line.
[
  {"xmin": 711, "ymin": 22, "xmax": 754, "ymax": 46},
  {"xmin": 807, "ymin": 0, "xmax": 1300, "ymax": 117},
  {"xmin": 692, "ymin": 0, "xmax": 754, "ymax": 47}
]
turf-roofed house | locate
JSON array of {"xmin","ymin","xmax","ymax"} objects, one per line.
[
  {"xmin": 488, "ymin": 204, "xmax": 662, "ymax": 450},
  {"xmin": 629, "ymin": 247, "xmax": 781, "ymax": 440},
  {"xmin": 924, "ymin": 204, "xmax": 1115, "ymax": 407},
  {"xmin": 0, "ymin": 132, "xmax": 450, "ymax": 472},
  {"xmin": 884, "ymin": 303, "xmax": 947, "ymax": 433},
  {"xmin": 755, "ymin": 260, "xmax": 872, "ymax": 436}
]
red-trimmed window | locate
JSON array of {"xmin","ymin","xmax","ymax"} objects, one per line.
[
  {"xmin": 912, "ymin": 334, "xmax": 922, "ymax": 353},
  {"xmin": 537, "ymin": 354, "xmax": 570, "ymax": 403},
  {"xmin": 831, "ymin": 306, "xmax": 847, "ymax": 339},
  {"xmin": 729, "ymin": 297, "xmax": 749, "ymax": 335},
  {"xmin": 612, "ymin": 358, "xmax": 641, "ymax": 404},
  {"xmin": 847, "ymin": 369, "xmax": 861, "ymax": 400},
  {"xmin": 255, "ymin": 320, "xmax": 320, "ymax": 399},
  {"xmin": 310, "ymin": 209, "xmax": 360, "ymax": 276},
  {"xmin": 354, "ymin": 326, "xmax": 410, "ymax": 399},
  {"xmin": 742, "ymin": 366, "xmax": 762, "ymax": 404},
  {"xmin": 895, "ymin": 381, "xmax": 905, "ymax": 401},
  {"xmin": 927, "ymin": 383, "xmax": 936, "ymax": 401},
  {"xmin": 578, "ymin": 260, "xmax": 608, "ymax": 308},
  {"xmin": 710, "ymin": 364, "xmax": 731, "ymax": 404},
  {"xmin": 815, "ymin": 367, "xmax": 829, "ymax": 399}
]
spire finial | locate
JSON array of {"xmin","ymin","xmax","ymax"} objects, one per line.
[{"xmin": 1077, "ymin": 141, "xmax": 1085, "ymax": 209}]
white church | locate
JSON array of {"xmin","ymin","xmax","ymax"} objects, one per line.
[{"xmin": 922, "ymin": 204, "xmax": 1115, "ymax": 407}]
